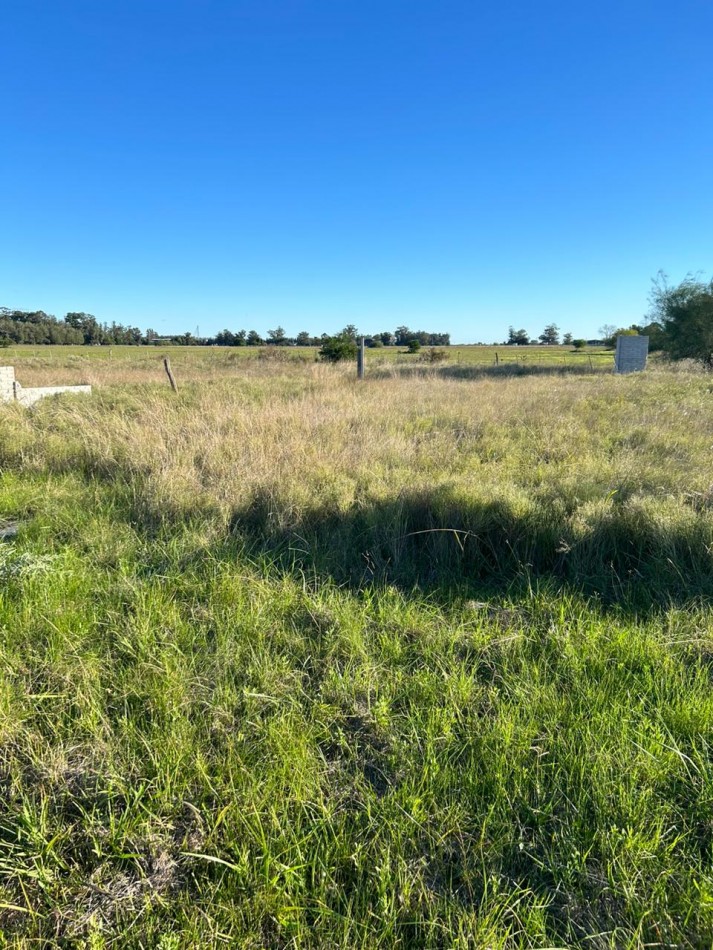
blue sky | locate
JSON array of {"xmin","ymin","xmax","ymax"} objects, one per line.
[{"xmin": 2, "ymin": 0, "xmax": 712, "ymax": 342}]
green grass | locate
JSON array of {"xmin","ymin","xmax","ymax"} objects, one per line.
[
  {"xmin": 0, "ymin": 354, "xmax": 710, "ymax": 947},
  {"xmin": 1, "ymin": 341, "xmax": 614, "ymax": 382}
]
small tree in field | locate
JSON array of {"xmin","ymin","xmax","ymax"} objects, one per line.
[
  {"xmin": 407, "ymin": 339, "xmax": 421, "ymax": 353},
  {"xmin": 572, "ymin": 339, "xmax": 587, "ymax": 350},
  {"xmin": 649, "ymin": 273, "xmax": 713, "ymax": 367},
  {"xmin": 319, "ymin": 334, "xmax": 358, "ymax": 363}
]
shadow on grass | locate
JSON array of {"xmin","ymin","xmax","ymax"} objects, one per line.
[{"xmin": 229, "ymin": 487, "xmax": 713, "ymax": 612}]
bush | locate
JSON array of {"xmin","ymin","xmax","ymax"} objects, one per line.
[
  {"xmin": 319, "ymin": 334, "xmax": 358, "ymax": 363},
  {"xmin": 407, "ymin": 339, "xmax": 421, "ymax": 354},
  {"xmin": 419, "ymin": 347, "xmax": 450, "ymax": 363}
]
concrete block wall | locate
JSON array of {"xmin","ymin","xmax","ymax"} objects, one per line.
[
  {"xmin": 15, "ymin": 384, "xmax": 92, "ymax": 407},
  {"xmin": 1, "ymin": 366, "xmax": 91, "ymax": 405},
  {"xmin": 0, "ymin": 366, "xmax": 15, "ymax": 402},
  {"xmin": 614, "ymin": 335, "xmax": 649, "ymax": 374}
]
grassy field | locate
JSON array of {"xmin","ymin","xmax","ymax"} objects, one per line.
[
  {"xmin": 1, "ymin": 349, "xmax": 711, "ymax": 947},
  {"xmin": 1, "ymin": 343, "xmax": 613, "ymax": 388}
]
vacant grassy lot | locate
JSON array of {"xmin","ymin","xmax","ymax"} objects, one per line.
[
  {"xmin": 2, "ymin": 343, "xmax": 613, "ymax": 388},
  {"xmin": 0, "ymin": 351, "xmax": 711, "ymax": 947}
]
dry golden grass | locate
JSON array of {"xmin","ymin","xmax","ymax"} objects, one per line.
[{"xmin": 3, "ymin": 358, "xmax": 711, "ymax": 545}]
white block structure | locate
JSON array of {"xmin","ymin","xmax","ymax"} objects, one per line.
[
  {"xmin": 0, "ymin": 366, "xmax": 91, "ymax": 406},
  {"xmin": 0, "ymin": 366, "xmax": 15, "ymax": 401}
]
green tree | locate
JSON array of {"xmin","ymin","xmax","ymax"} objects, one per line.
[
  {"xmin": 507, "ymin": 327, "xmax": 530, "ymax": 345},
  {"xmin": 649, "ymin": 273, "xmax": 713, "ymax": 366},
  {"xmin": 639, "ymin": 321, "xmax": 664, "ymax": 351},
  {"xmin": 599, "ymin": 324, "xmax": 617, "ymax": 347},
  {"xmin": 563, "ymin": 332, "xmax": 573, "ymax": 345},
  {"xmin": 538, "ymin": 323, "xmax": 560, "ymax": 345},
  {"xmin": 407, "ymin": 339, "xmax": 421, "ymax": 353},
  {"xmin": 214, "ymin": 329, "xmax": 237, "ymax": 346},
  {"xmin": 64, "ymin": 312, "xmax": 105, "ymax": 344},
  {"xmin": 602, "ymin": 326, "xmax": 641, "ymax": 349}
]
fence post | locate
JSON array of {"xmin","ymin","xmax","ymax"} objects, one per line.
[
  {"xmin": 357, "ymin": 336, "xmax": 365, "ymax": 380},
  {"xmin": 163, "ymin": 357, "xmax": 178, "ymax": 393}
]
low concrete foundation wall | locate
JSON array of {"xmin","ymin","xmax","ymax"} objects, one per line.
[
  {"xmin": 15, "ymin": 383, "xmax": 92, "ymax": 407},
  {"xmin": 0, "ymin": 367, "xmax": 91, "ymax": 406}
]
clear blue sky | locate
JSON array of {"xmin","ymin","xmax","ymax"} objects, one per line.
[{"xmin": 2, "ymin": 0, "xmax": 712, "ymax": 342}]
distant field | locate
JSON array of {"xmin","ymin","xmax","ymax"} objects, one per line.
[
  {"xmin": 1, "ymin": 352, "xmax": 709, "ymax": 947},
  {"xmin": 2, "ymin": 342, "xmax": 614, "ymax": 388}
]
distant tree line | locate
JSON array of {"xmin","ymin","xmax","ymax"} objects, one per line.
[
  {"xmin": 0, "ymin": 309, "xmax": 450, "ymax": 349},
  {"xmin": 505, "ymin": 320, "xmax": 665, "ymax": 351},
  {"xmin": 212, "ymin": 325, "xmax": 451, "ymax": 348},
  {"xmin": 504, "ymin": 324, "xmax": 576, "ymax": 346},
  {"xmin": 0, "ymin": 309, "xmax": 145, "ymax": 346}
]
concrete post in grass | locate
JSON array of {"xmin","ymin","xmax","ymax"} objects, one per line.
[{"xmin": 357, "ymin": 336, "xmax": 365, "ymax": 380}]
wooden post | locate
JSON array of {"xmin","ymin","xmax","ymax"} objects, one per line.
[
  {"xmin": 495, "ymin": 350, "xmax": 499, "ymax": 365},
  {"xmin": 589, "ymin": 355, "xmax": 594, "ymax": 371},
  {"xmin": 357, "ymin": 336, "xmax": 365, "ymax": 380},
  {"xmin": 163, "ymin": 357, "xmax": 178, "ymax": 393}
]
